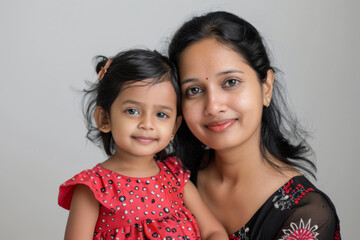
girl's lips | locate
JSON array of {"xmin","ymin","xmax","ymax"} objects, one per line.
[
  {"xmin": 206, "ymin": 119, "xmax": 236, "ymax": 132},
  {"xmin": 132, "ymin": 136, "xmax": 156, "ymax": 144}
]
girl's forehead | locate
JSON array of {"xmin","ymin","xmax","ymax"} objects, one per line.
[
  {"xmin": 119, "ymin": 80, "xmax": 175, "ymax": 97},
  {"xmin": 112, "ymin": 80, "xmax": 178, "ymax": 112},
  {"xmin": 121, "ymin": 78, "xmax": 172, "ymax": 92}
]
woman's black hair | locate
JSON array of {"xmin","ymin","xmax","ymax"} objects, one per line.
[
  {"xmin": 168, "ymin": 11, "xmax": 316, "ymax": 179},
  {"xmin": 83, "ymin": 49, "xmax": 181, "ymax": 160}
]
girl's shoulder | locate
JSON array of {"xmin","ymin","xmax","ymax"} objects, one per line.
[
  {"xmin": 58, "ymin": 164, "xmax": 113, "ymax": 210},
  {"xmin": 160, "ymin": 156, "xmax": 191, "ymax": 187}
]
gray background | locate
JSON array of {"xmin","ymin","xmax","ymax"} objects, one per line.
[{"xmin": 0, "ymin": 0, "xmax": 358, "ymax": 239}]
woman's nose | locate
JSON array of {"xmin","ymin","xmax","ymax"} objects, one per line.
[{"xmin": 204, "ymin": 88, "xmax": 227, "ymax": 115}]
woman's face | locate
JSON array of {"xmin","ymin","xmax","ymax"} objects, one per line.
[{"xmin": 178, "ymin": 38, "xmax": 272, "ymax": 151}]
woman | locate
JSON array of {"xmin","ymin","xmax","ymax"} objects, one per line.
[{"xmin": 169, "ymin": 11, "xmax": 341, "ymax": 239}]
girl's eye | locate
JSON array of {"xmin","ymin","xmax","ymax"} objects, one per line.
[
  {"xmin": 223, "ymin": 79, "xmax": 239, "ymax": 88},
  {"xmin": 185, "ymin": 87, "xmax": 202, "ymax": 96},
  {"xmin": 126, "ymin": 108, "xmax": 139, "ymax": 115},
  {"xmin": 156, "ymin": 112, "xmax": 169, "ymax": 119}
]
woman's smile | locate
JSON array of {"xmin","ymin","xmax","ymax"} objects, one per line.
[{"xmin": 205, "ymin": 119, "xmax": 237, "ymax": 132}]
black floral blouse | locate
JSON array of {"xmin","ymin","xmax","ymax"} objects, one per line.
[{"xmin": 198, "ymin": 175, "xmax": 341, "ymax": 239}]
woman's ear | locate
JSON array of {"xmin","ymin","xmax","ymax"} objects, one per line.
[
  {"xmin": 262, "ymin": 69, "xmax": 274, "ymax": 107},
  {"xmin": 94, "ymin": 106, "xmax": 111, "ymax": 133}
]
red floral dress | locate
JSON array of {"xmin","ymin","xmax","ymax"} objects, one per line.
[
  {"xmin": 58, "ymin": 157, "xmax": 200, "ymax": 240},
  {"xmin": 227, "ymin": 176, "xmax": 341, "ymax": 240}
]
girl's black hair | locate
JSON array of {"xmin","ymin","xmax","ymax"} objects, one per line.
[
  {"xmin": 168, "ymin": 11, "xmax": 316, "ymax": 179},
  {"xmin": 83, "ymin": 49, "xmax": 181, "ymax": 160}
]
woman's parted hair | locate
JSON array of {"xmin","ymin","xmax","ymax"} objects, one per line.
[
  {"xmin": 168, "ymin": 11, "xmax": 316, "ymax": 179},
  {"xmin": 83, "ymin": 49, "xmax": 181, "ymax": 159}
]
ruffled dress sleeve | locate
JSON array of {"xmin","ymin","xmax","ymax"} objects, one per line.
[
  {"xmin": 161, "ymin": 156, "xmax": 191, "ymax": 190},
  {"xmin": 58, "ymin": 165, "xmax": 110, "ymax": 210}
]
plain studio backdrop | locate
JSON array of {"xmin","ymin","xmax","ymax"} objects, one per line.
[{"xmin": 0, "ymin": 0, "xmax": 358, "ymax": 239}]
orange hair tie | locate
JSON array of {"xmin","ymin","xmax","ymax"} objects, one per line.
[{"xmin": 98, "ymin": 59, "xmax": 113, "ymax": 80}]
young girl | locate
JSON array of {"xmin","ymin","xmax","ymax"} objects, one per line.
[{"xmin": 58, "ymin": 49, "xmax": 228, "ymax": 240}]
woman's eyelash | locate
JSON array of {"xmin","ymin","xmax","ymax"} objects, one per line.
[
  {"xmin": 185, "ymin": 87, "xmax": 202, "ymax": 96},
  {"xmin": 223, "ymin": 78, "xmax": 240, "ymax": 87}
]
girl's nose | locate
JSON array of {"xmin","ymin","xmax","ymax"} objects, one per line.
[
  {"xmin": 204, "ymin": 89, "xmax": 227, "ymax": 115},
  {"xmin": 138, "ymin": 114, "xmax": 155, "ymax": 130}
]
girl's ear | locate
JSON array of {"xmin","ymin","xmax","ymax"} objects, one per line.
[
  {"xmin": 172, "ymin": 116, "xmax": 183, "ymax": 136},
  {"xmin": 262, "ymin": 69, "xmax": 274, "ymax": 107},
  {"xmin": 94, "ymin": 106, "xmax": 111, "ymax": 133}
]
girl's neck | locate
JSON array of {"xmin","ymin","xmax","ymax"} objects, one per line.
[{"xmin": 101, "ymin": 152, "xmax": 160, "ymax": 178}]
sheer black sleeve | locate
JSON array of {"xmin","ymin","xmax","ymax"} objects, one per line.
[{"xmin": 275, "ymin": 191, "xmax": 339, "ymax": 239}]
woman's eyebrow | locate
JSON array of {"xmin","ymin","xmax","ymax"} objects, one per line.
[
  {"xmin": 216, "ymin": 69, "xmax": 244, "ymax": 77},
  {"xmin": 181, "ymin": 69, "xmax": 245, "ymax": 85},
  {"xmin": 180, "ymin": 78, "xmax": 198, "ymax": 85}
]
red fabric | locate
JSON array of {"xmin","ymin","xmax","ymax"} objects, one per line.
[{"xmin": 59, "ymin": 157, "xmax": 200, "ymax": 239}]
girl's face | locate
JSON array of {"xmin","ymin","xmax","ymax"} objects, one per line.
[
  {"xmin": 100, "ymin": 80, "xmax": 181, "ymax": 159},
  {"xmin": 178, "ymin": 38, "xmax": 273, "ymax": 151}
]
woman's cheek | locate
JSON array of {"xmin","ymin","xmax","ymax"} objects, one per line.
[{"xmin": 182, "ymin": 102, "xmax": 201, "ymax": 128}]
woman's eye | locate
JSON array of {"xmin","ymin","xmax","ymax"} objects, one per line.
[
  {"xmin": 223, "ymin": 79, "xmax": 239, "ymax": 88},
  {"xmin": 156, "ymin": 112, "xmax": 169, "ymax": 119},
  {"xmin": 126, "ymin": 108, "xmax": 139, "ymax": 115},
  {"xmin": 185, "ymin": 87, "xmax": 202, "ymax": 96}
]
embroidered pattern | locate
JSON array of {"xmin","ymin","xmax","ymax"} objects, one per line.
[
  {"xmin": 279, "ymin": 218, "xmax": 319, "ymax": 240},
  {"xmin": 273, "ymin": 179, "xmax": 314, "ymax": 210},
  {"xmin": 229, "ymin": 226, "xmax": 250, "ymax": 240}
]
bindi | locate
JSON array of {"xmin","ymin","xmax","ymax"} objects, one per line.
[{"xmin": 206, "ymin": 77, "xmax": 208, "ymax": 80}]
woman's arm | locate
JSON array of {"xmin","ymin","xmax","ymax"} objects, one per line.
[
  {"xmin": 64, "ymin": 184, "xmax": 100, "ymax": 240},
  {"xmin": 183, "ymin": 181, "xmax": 228, "ymax": 240}
]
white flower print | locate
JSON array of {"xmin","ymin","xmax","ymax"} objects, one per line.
[{"xmin": 279, "ymin": 218, "xmax": 319, "ymax": 240}]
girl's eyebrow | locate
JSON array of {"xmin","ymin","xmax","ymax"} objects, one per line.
[
  {"xmin": 181, "ymin": 69, "xmax": 244, "ymax": 85},
  {"xmin": 122, "ymin": 100, "xmax": 174, "ymax": 112}
]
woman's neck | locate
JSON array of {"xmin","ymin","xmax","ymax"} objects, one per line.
[
  {"xmin": 208, "ymin": 143, "xmax": 299, "ymax": 188},
  {"xmin": 211, "ymin": 143, "xmax": 265, "ymax": 184}
]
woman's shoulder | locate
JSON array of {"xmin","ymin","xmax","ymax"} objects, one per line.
[
  {"xmin": 272, "ymin": 175, "xmax": 337, "ymax": 211},
  {"xmin": 273, "ymin": 176, "xmax": 341, "ymax": 239}
]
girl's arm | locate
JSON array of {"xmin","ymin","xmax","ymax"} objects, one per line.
[
  {"xmin": 64, "ymin": 184, "xmax": 100, "ymax": 240},
  {"xmin": 183, "ymin": 181, "xmax": 228, "ymax": 240}
]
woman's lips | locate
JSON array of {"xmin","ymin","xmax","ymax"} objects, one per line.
[{"xmin": 206, "ymin": 119, "xmax": 236, "ymax": 132}]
